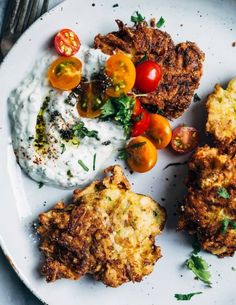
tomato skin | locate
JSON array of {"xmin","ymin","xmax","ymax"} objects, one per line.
[
  {"xmin": 105, "ymin": 53, "xmax": 136, "ymax": 97},
  {"xmin": 54, "ymin": 29, "xmax": 81, "ymax": 57},
  {"xmin": 126, "ymin": 136, "xmax": 157, "ymax": 173},
  {"xmin": 146, "ymin": 114, "xmax": 172, "ymax": 149},
  {"xmin": 131, "ymin": 109, "xmax": 151, "ymax": 137},
  {"xmin": 132, "ymin": 98, "xmax": 142, "ymax": 117},
  {"xmin": 48, "ymin": 57, "xmax": 82, "ymax": 91},
  {"xmin": 171, "ymin": 126, "xmax": 199, "ymax": 153},
  {"xmin": 135, "ymin": 60, "xmax": 162, "ymax": 93}
]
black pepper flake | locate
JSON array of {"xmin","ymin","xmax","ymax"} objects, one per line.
[
  {"xmin": 92, "ymin": 3, "xmax": 95, "ymax": 6},
  {"xmin": 113, "ymin": 3, "xmax": 119, "ymax": 7}
]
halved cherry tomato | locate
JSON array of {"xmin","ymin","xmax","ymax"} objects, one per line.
[
  {"xmin": 171, "ymin": 126, "xmax": 199, "ymax": 153},
  {"xmin": 77, "ymin": 80, "xmax": 107, "ymax": 118},
  {"xmin": 126, "ymin": 136, "xmax": 157, "ymax": 173},
  {"xmin": 131, "ymin": 109, "xmax": 150, "ymax": 137},
  {"xmin": 135, "ymin": 60, "xmax": 162, "ymax": 93},
  {"xmin": 132, "ymin": 98, "xmax": 142, "ymax": 117},
  {"xmin": 48, "ymin": 57, "xmax": 82, "ymax": 91},
  {"xmin": 105, "ymin": 53, "xmax": 136, "ymax": 97},
  {"xmin": 54, "ymin": 29, "xmax": 81, "ymax": 57},
  {"xmin": 146, "ymin": 114, "xmax": 172, "ymax": 149}
]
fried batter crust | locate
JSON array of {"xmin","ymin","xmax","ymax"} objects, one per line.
[
  {"xmin": 38, "ymin": 165, "xmax": 166, "ymax": 286},
  {"xmin": 177, "ymin": 146, "xmax": 236, "ymax": 257},
  {"xmin": 94, "ymin": 20, "xmax": 205, "ymax": 119}
]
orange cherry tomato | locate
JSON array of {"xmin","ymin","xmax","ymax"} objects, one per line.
[
  {"xmin": 77, "ymin": 81, "xmax": 107, "ymax": 118},
  {"xmin": 54, "ymin": 29, "xmax": 81, "ymax": 57},
  {"xmin": 105, "ymin": 53, "xmax": 136, "ymax": 97},
  {"xmin": 48, "ymin": 57, "xmax": 82, "ymax": 91},
  {"xmin": 146, "ymin": 114, "xmax": 172, "ymax": 149},
  {"xmin": 126, "ymin": 136, "xmax": 157, "ymax": 173}
]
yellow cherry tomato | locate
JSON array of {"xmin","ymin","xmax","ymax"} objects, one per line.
[
  {"xmin": 48, "ymin": 56, "xmax": 82, "ymax": 91},
  {"xmin": 105, "ymin": 53, "xmax": 136, "ymax": 97},
  {"xmin": 126, "ymin": 136, "xmax": 157, "ymax": 173},
  {"xmin": 146, "ymin": 114, "xmax": 172, "ymax": 149}
]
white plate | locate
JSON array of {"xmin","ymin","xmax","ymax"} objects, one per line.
[{"xmin": 0, "ymin": 0, "xmax": 236, "ymax": 304}]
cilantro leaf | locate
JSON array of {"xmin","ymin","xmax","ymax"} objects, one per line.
[
  {"xmin": 73, "ymin": 121, "xmax": 99, "ymax": 141},
  {"xmin": 156, "ymin": 16, "xmax": 165, "ymax": 28},
  {"xmin": 131, "ymin": 11, "xmax": 145, "ymax": 24},
  {"xmin": 217, "ymin": 187, "xmax": 230, "ymax": 199},
  {"xmin": 186, "ymin": 254, "xmax": 211, "ymax": 285},
  {"xmin": 101, "ymin": 95, "xmax": 135, "ymax": 135},
  {"xmin": 174, "ymin": 292, "xmax": 202, "ymax": 301}
]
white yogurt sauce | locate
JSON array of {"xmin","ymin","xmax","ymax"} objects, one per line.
[{"xmin": 9, "ymin": 46, "xmax": 125, "ymax": 188}]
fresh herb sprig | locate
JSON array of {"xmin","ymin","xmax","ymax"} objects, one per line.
[
  {"xmin": 78, "ymin": 160, "xmax": 89, "ymax": 172},
  {"xmin": 100, "ymin": 95, "xmax": 135, "ymax": 136},
  {"xmin": 221, "ymin": 218, "xmax": 236, "ymax": 233},
  {"xmin": 73, "ymin": 122, "xmax": 99, "ymax": 140},
  {"xmin": 186, "ymin": 254, "xmax": 212, "ymax": 285},
  {"xmin": 174, "ymin": 292, "xmax": 202, "ymax": 301},
  {"xmin": 131, "ymin": 11, "xmax": 145, "ymax": 24}
]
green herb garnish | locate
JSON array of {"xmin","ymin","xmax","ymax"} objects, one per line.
[
  {"xmin": 138, "ymin": 53, "xmax": 148, "ymax": 64},
  {"xmin": 67, "ymin": 170, "xmax": 73, "ymax": 177},
  {"xmin": 118, "ymin": 141, "xmax": 146, "ymax": 160},
  {"xmin": 60, "ymin": 143, "xmax": 66, "ymax": 154},
  {"xmin": 93, "ymin": 153, "xmax": 96, "ymax": 171},
  {"xmin": 78, "ymin": 160, "xmax": 89, "ymax": 172},
  {"xmin": 192, "ymin": 240, "xmax": 201, "ymax": 255},
  {"xmin": 221, "ymin": 218, "xmax": 236, "ymax": 233},
  {"xmin": 156, "ymin": 16, "xmax": 165, "ymax": 28},
  {"xmin": 174, "ymin": 292, "xmax": 202, "ymax": 301},
  {"xmin": 193, "ymin": 93, "xmax": 201, "ymax": 103},
  {"xmin": 101, "ymin": 95, "xmax": 135, "ymax": 135},
  {"xmin": 131, "ymin": 11, "xmax": 145, "ymax": 24},
  {"xmin": 186, "ymin": 254, "xmax": 211, "ymax": 285},
  {"xmin": 217, "ymin": 187, "xmax": 230, "ymax": 199},
  {"xmin": 38, "ymin": 182, "xmax": 44, "ymax": 189},
  {"xmin": 73, "ymin": 121, "xmax": 99, "ymax": 141}
]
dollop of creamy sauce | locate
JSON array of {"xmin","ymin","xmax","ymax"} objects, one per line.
[{"xmin": 9, "ymin": 46, "xmax": 125, "ymax": 188}]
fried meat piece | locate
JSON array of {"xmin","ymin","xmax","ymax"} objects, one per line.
[
  {"xmin": 206, "ymin": 78, "xmax": 236, "ymax": 155},
  {"xmin": 38, "ymin": 165, "xmax": 166, "ymax": 286},
  {"xmin": 94, "ymin": 20, "xmax": 205, "ymax": 119},
  {"xmin": 177, "ymin": 146, "xmax": 236, "ymax": 257}
]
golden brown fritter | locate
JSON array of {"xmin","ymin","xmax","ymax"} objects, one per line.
[
  {"xmin": 177, "ymin": 146, "xmax": 236, "ymax": 257},
  {"xmin": 38, "ymin": 165, "xmax": 166, "ymax": 287},
  {"xmin": 206, "ymin": 78, "xmax": 236, "ymax": 156},
  {"xmin": 94, "ymin": 20, "xmax": 205, "ymax": 119}
]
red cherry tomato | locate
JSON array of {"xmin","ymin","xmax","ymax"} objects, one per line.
[
  {"xmin": 131, "ymin": 109, "xmax": 151, "ymax": 137},
  {"xmin": 171, "ymin": 126, "xmax": 199, "ymax": 153},
  {"xmin": 54, "ymin": 29, "xmax": 81, "ymax": 57},
  {"xmin": 135, "ymin": 60, "xmax": 162, "ymax": 93},
  {"xmin": 132, "ymin": 98, "xmax": 142, "ymax": 117}
]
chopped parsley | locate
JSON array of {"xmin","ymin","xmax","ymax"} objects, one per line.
[
  {"xmin": 78, "ymin": 160, "xmax": 89, "ymax": 172},
  {"xmin": 221, "ymin": 218, "xmax": 236, "ymax": 233},
  {"xmin": 193, "ymin": 93, "xmax": 201, "ymax": 103},
  {"xmin": 156, "ymin": 16, "xmax": 165, "ymax": 28},
  {"xmin": 217, "ymin": 187, "xmax": 230, "ymax": 199},
  {"xmin": 73, "ymin": 121, "xmax": 99, "ymax": 140},
  {"xmin": 38, "ymin": 182, "xmax": 44, "ymax": 189},
  {"xmin": 100, "ymin": 95, "xmax": 135, "ymax": 136},
  {"xmin": 93, "ymin": 153, "xmax": 96, "ymax": 171},
  {"xmin": 67, "ymin": 170, "xmax": 73, "ymax": 178},
  {"xmin": 60, "ymin": 143, "xmax": 66, "ymax": 154},
  {"xmin": 174, "ymin": 292, "xmax": 202, "ymax": 301},
  {"xmin": 192, "ymin": 240, "xmax": 201, "ymax": 255},
  {"xmin": 131, "ymin": 11, "xmax": 145, "ymax": 24},
  {"xmin": 186, "ymin": 254, "xmax": 211, "ymax": 285},
  {"xmin": 112, "ymin": 3, "xmax": 119, "ymax": 8}
]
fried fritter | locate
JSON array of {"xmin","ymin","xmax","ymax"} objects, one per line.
[
  {"xmin": 38, "ymin": 165, "xmax": 166, "ymax": 286},
  {"xmin": 206, "ymin": 78, "xmax": 236, "ymax": 152},
  {"xmin": 94, "ymin": 20, "xmax": 205, "ymax": 119},
  {"xmin": 177, "ymin": 146, "xmax": 236, "ymax": 257}
]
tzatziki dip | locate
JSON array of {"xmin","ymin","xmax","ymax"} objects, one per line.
[{"xmin": 9, "ymin": 46, "xmax": 125, "ymax": 188}]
